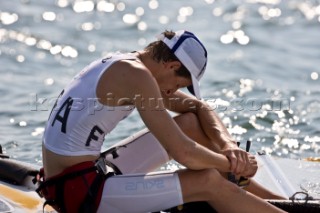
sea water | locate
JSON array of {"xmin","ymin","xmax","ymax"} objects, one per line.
[{"xmin": 0, "ymin": 0, "xmax": 319, "ymax": 167}]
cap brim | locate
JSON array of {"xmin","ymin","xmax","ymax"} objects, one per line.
[{"xmin": 187, "ymin": 74, "xmax": 201, "ymax": 99}]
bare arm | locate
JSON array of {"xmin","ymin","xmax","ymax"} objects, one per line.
[
  {"xmin": 162, "ymin": 90, "xmax": 237, "ymax": 149},
  {"xmin": 103, "ymin": 61, "xmax": 231, "ymax": 172},
  {"xmin": 162, "ymin": 90, "xmax": 257, "ymax": 177}
]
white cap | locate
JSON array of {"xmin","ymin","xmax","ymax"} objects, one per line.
[{"xmin": 157, "ymin": 30, "xmax": 207, "ymax": 99}]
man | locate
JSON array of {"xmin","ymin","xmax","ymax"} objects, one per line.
[{"xmin": 40, "ymin": 30, "xmax": 285, "ymax": 212}]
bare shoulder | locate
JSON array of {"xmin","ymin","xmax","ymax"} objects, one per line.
[{"xmin": 97, "ymin": 58, "xmax": 159, "ymax": 106}]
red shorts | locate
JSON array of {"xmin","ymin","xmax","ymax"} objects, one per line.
[{"xmin": 40, "ymin": 161, "xmax": 105, "ymax": 213}]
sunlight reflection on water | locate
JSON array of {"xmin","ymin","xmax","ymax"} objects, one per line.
[{"xmin": 0, "ymin": 0, "xmax": 319, "ymax": 166}]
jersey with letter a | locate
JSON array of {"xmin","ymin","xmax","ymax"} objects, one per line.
[{"xmin": 43, "ymin": 53, "xmax": 136, "ymax": 156}]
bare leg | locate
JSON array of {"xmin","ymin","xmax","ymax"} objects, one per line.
[
  {"xmin": 178, "ymin": 168, "xmax": 286, "ymax": 213},
  {"xmin": 243, "ymin": 179, "xmax": 286, "ymax": 199},
  {"xmin": 174, "ymin": 112, "xmax": 285, "ymax": 200}
]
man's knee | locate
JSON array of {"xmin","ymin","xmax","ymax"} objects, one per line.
[
  {"xmin": 174, "ymin": 112, "xmax": 211, "ymax": 146},
  {"xmin": 174, "ymin": 112, "xmax": 199, "ymax": 132},
  {"xmin": 199, "ymin": 169, "xmax": 239, "ymax": 197},
  {"xmin": 201, "ymin": 168, "xmax": 223, "ymax": 185}
]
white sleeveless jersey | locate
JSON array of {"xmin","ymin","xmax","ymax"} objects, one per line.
[{"xmin": 43, "ymin": 53, "xmax": 136, "ymax": 156}]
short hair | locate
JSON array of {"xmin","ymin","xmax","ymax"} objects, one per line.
[{"xmin": 144, "ymin": 30, "xmax": 191, "ymax": 79}]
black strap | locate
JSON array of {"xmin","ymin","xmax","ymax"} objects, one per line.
[
  {"xmin": 79, "ymin": 174, "xmax": 106, "ymax": 213},
  {"xmin": 40, "ymin": 178, "xmax": 68, "ymax": 213},
  {"xmin": 100, "ymin": 148, "xmax": 123, "ymax": 175},
  {"xmin": 105, "ymin": 158, "xmax": 122, "ymax": 175},
  {"xmin": 79, "ymin": 158, "xmax": 119, "ymax": 213},
  {"xmin": 43, "ymin": 200, "xmax": 57, "ymax": 213},
  {"xmin": 55, "ymin": 180, "xmax": 67, "ymax": 213}
]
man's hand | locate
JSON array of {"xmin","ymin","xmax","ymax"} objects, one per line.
[{"xmin": 221, "ymin": 146, "xmax": 258, "ymax": 178}]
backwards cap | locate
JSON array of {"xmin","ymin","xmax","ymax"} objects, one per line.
[{"xmin": 157, "ymin": 30, "xmax": 207, "ymax": 99}]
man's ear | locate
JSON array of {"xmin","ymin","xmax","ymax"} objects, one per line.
[{"xmin": 169, "ymin": 61, "xmax": 181, "ymax": 70}]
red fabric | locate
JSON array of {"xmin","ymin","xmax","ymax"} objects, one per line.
[{"xmin": 41, "ymin": 161, "xmax": 105, "ymax": 213}]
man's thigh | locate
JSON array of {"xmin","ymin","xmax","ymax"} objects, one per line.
[
  {"xmin": 97, "ymin": 171, "xmax": 183, "ymax": 213},
  {"xmin": 104, "ymin": 128, "xmax": 170, "ymax": 174}
]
